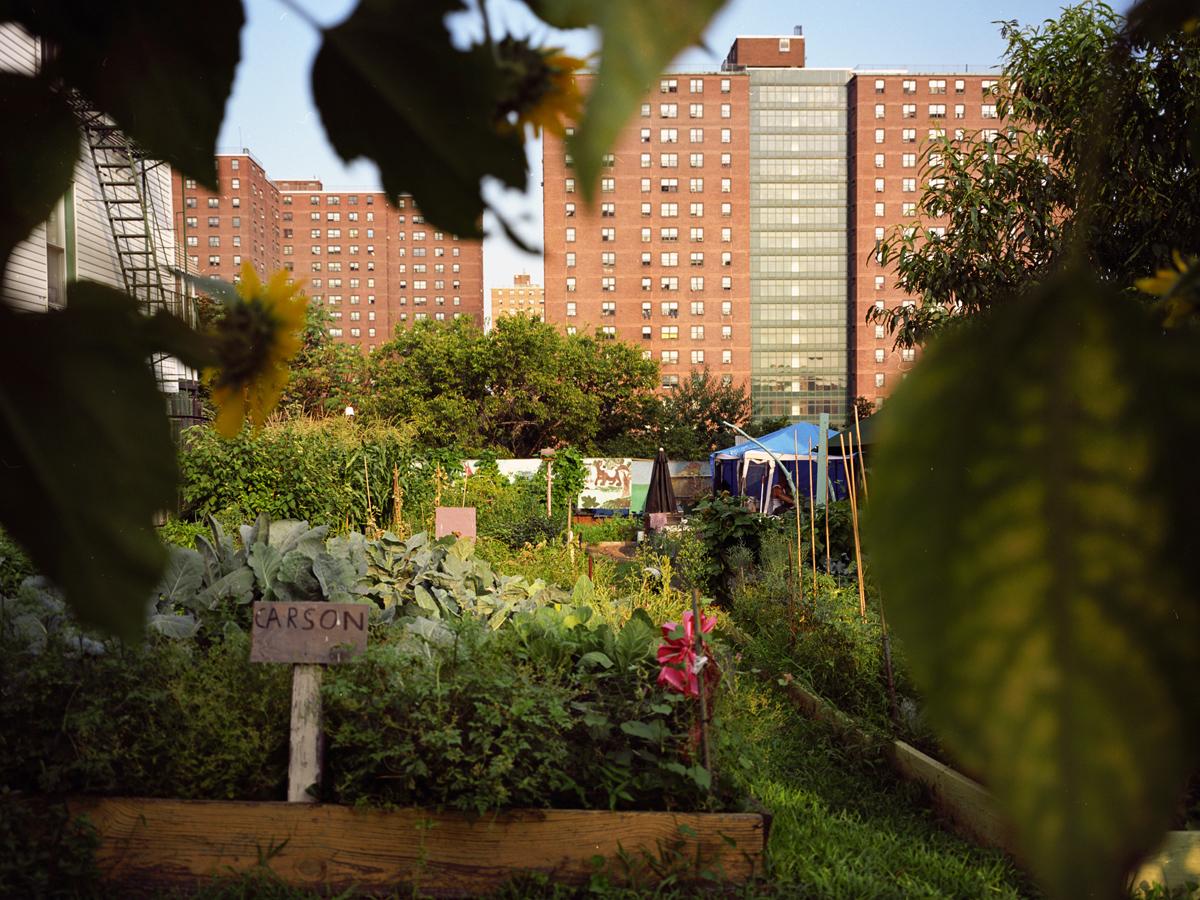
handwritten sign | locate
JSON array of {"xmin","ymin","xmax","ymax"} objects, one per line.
[{"xmin": 249, "ymin": 602, "xmax": 368, "ymax": 664}]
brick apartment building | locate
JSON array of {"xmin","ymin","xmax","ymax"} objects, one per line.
[
  {"xmin": 490, "ymin": 273, "xmax": 545, "ymax": 324},
  {"xmin": 544, "ymin": 30, "xmax": 1001, "ymax": 422},
  {"xmin": 172, "ymin": 153, "xmax": 485, "ymax": 351},
  {"xmin": 849, "ymin": 72, "xmax": 1001, "ymax": 405}
]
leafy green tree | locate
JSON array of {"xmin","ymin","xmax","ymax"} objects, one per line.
[
  {"xmin": 872, "ymin": 1, "xmax": 1200, "ymax": 347},
  {"xmin": 277, "ymin": 304, "xmax": 368, "ymax": 419},
  {"xmin": 362, "ymin": 316, "xmax": 658, "ymax": 456},
  {"xmin": 652, "ymin": 369, "xmax": 751, "ymax": 459}
]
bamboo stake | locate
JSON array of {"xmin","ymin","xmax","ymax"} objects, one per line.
[
  {"xmin": 792, "ymin": 432, "xmax": 804, "ymax": 611},
  {"xmin": 786, "ymin": 541, "xmax": 798, "ymax": 647},
  {"xmin": 807, "ymin": 439, "xmax": 817, "ymax": 591},
  {"xmin": 824, "ymin": 467, "xmax": 832, "ymax": 576},
  {"xmin": 691, "ymin": 588, "xmax": 712, "ymax": 776},
  {"xmin": 853, "ymin": 403, "xmax": 870, "ymax": 503},
  {"xmin": 840, "ymin": 433, "xmax": 867, "ymax": 620}
]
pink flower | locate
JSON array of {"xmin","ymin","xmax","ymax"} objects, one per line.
[{"xmin": 656, "ymin": 610, "xmax": 716, "ymax": 697}]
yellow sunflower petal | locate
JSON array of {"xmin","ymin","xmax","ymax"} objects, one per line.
[
  {"xmin": 236, "ymin": 261, "xmax": 263, "ymax": 301},
  {"xmin": 212, "ymin": 385, "xmax": 248, "ymax": 438}
]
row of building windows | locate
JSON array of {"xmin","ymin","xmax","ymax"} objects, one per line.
[
  {"xmin": 875, "ymin": 103, "xmax": 998, "ymax": 119},
  {"xmin": 642, "ymin": 103, "xmax": 733, "ymax": 119},
  {"xmin": 874, "ymin": 78, "xmax": 998, "ymax": 95},
  {"xmin": 659, "ymin": 77, "xmax": 733, "ymax": 94},
  {"xmin": 566, "ymin": 273, "xmax": 734, "ymax": 291},
  {"xmin": 566, "ymin": 299, "xmax": 735, "ymax": 316}
]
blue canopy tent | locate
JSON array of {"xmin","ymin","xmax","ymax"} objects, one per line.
[{"xmin": 709, "ymin": 422, "xmax": 854, "ymax": 509}]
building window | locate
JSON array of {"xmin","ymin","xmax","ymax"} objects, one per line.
[
  {"xmin": 602, "ymin": 277, "xmax": 616, "ymax": 292},
  {"xmin": 566, "ymin": 302, "xmax": 576, "ymax": 316},
  {"xmin": 929, "ymin": 104, "xmax": 946, "ymax": 118},
  {"xmin": 690, "ymin": 324, "xmax": 705, "ymax": 339},
  {"xmin": 929, "ymin": 79, "xmax": 946, "ymax": 94},
  {"xmin": 566, "ymin": 277, "xmax": 576, "ymax": 292},
  {"xmin": 660, "ymin": 153, "xmax": 678, "ymax": 167},
  {"xmin": 874, "ymin": 104, "xmax": 885, "ymax": 119},
  {"xmin": 601, "ymin": 326, "xmax": 616, "ymax": 338},
  {"xmin": 902, "ymin": 201, "xmax": 916, "ymax": 216},
  {"xmin": 902, "ymin": 178, "xmax": 916, "ymax": 192},
  {"xmin": 874, "ymin": 202, "xmax": 884, "ymax": 216},
  {"xmin": 565, "ymin": 227, "xmax": 575, "ymax": 242},
  {"xmin": 955, "ymin": 79, "xmax": 965, "ymax": 93},
  {"xmin": 641, "ymin": 103, "xmax": 651, "ymax": 117},
  {"xmin": 689, "ymin": 103, "xmax": 703, "ymax": 118},
  {"xmin": 660, "ymin": 103, "xmax": 677, "ymax": 117},
  {"xmin": 660, "ymin": 78, "xmax": 678, "ymax": 93},
  {"xmin": 902, "ymin": 153, "xmax": 916, "ymax": 168},
  {"xmin": 689, "ymin": 128, "xmax": 703, "ymax": 143},
  {"xmin": 660, "ymin": 325, "xmax": 678, "ymax": 339},
  {"xmin": 565, "ymin": 178, "xmax": 575, "ymax": 193},
  {"xmin": 565, "ymin": 202, "xmax": 576, "ymax": 217},
  {"xmin": 601, "ymin": 177, "xmax": 615, "ymax": 192},
  {"xmin": 955, "ymin": 104, "xmax": 966, "ymax": 119},
  {"xmin": 874, "ymin": 153, "xmax": 885, "ymax": 168},
  {"xmin": 902, "ymin": 104, "xmax": 916, "ymax": 118},
  {"xmin": 690, "ymin": 78, "xmax": 704, "ymax": 93},
  {"xmin": 874, "ymin": 177, "xmax": 885, "ymax": 192},
  {"xmin": 874, "ymin": 349, "xmax": 886, "ymax": 363},
  {"xmin": 875, "ymin": 129, "xmax": 885, "ymax": 144},
  {"xmin": 875, "ymin": 373, "xmax": 886, "ymax": 388},
  {"xmin": 601, "ymin": 227, "xmax": 615, "ymax": 241},
  {"xmin": 720, "ymin": 78, "xmax": 730, "ymax": 93},
  {"xmin": 720, "ymin": 128, "xmax": 731, "ymax": 144},
  {"xmin": 982, "ymin": 104, "xmax": 998, "ymax": 119},
  {"xmin": 902, "ymin": 128, "xmax": 916, "ymax": 143},
  {"xmin": 902, "ymin": 79, "xmax": 916, "ymax": 94},
  {"xmin": 901, "ymin": 348, "xmax": 917, "ymax": 362},
  {"xmin": 601, "ymin": 300, "xmax": 616, "ymax": 315}
]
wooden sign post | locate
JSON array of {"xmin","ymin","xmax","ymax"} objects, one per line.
[{"xmin": 250, "ymin": 602, "xmax": 368, "ymax": 802}]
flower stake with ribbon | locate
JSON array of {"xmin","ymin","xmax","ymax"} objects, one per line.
[{"xmin": 657, "ymin": 590, "xmax": 717, "ymax": 776}]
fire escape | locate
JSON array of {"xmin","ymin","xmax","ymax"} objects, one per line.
[{"xmin": 67, "ymin": 97, "xmax": 203, "ymax": 430}]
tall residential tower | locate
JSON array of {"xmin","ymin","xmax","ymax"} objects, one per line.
[{"xmin": 543, "ymin": 30, "xmax": 1000, "ymax": 422}]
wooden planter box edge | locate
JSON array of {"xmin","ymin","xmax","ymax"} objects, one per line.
[
  {"xmin": 779, "ymin": 679, "xmax": 1200, "ymax": 890},
  {"xmin": 65, "ymin": 796, "xmax": 766, "ymax": 896}
]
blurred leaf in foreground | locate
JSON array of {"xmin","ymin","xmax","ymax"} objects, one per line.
[
  {"xmin": 530, "ymin": 0, "xmax": 728, "ymax": 199},
  {"xmin": 865, "ymin": 270, "xmax": 1200, "ymax": 899},
  {"xmin": 0, "ymin": 284, "xmax": 210, "ymax": 639}
]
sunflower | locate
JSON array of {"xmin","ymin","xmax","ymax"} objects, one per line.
[
  {"xmin": 1136, "ymin": 250, "xmax": 1200, "ymax": 327},
  {"xmin": 205, "ymin": 262, "xmax": 307, "ymax": 437},
  {"xmin": 494, "ymin": 38, "xmax": 586, "ymax": 138}
]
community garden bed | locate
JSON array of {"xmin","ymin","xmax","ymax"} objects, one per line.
[{"xmin": 0, "ymin": 517, "xmax": 770, "ymax": 895}]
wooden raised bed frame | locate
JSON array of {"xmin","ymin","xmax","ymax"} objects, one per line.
[
  {"xmin": 779, "ymin": 680, "xmax": 1200, "ymax": 892},
  {"xmin": 68, "ymin": 797, "xmax": 767, "ymax": 896}
]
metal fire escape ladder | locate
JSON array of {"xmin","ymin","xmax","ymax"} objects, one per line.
[{"xmin": 69, "ymin": 98, "xmax": 175, "ymax": 384}]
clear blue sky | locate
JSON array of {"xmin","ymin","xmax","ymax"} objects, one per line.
[{"xmin": 219, "ymin": 0, "xmax": 1075, "ymax": 298}]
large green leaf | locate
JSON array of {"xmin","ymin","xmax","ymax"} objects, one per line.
[
  {"xmin": 0, "ymin": 73, "xmax": 79, "ymax": 278},
  {"xmin": 311, "ymin": 0, "xmax": 526, "ymax": 238},
  {"xmin": 0, "ymin": 283, "xmax": 206, "ymax": 639},
  {"xmin": 0, "ymin": 0, "xmax": 244, "ymax": 188},
  {"xmin": 153, "ymin": 546, "xmax": 205, "ymax": 609},
  {"xmin": 864, "ymin": 271, "xmax": 1200, "ymax": 899},
  {"xmin": 530, "ymin": 0, "xmax": 727, "ymax": 199}
]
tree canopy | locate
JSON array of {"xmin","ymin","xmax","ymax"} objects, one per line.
[{"xmin": 872, "ymin": 1, "xmax": 1200, "ymax": 346}]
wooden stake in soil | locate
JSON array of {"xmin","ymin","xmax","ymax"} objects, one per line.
[
  {"xmin": 691, "ymin": 588, "xmax": 713, "ymax": 777},
  {"xmin": 840, "ymin": 433, "xmax": 867, "ymax": 621},
  {"xmin": 824, "ymin": 468, "xmax": 832, "ymax": 576},
  {"xmin": 288, "ymin": 665, "xmax": 323, "ymax": 802},
  {"xmin": 250, "ymin": 602, "xmax": 368, "ymax": 803},
  {"xmin": 786, "ymin": 542, "xmax": 798, "ymax": 647},
  {"xmin": 791, "ymin": 432, "xmax": 804, "ymax": 612},
  {"xmin": 853, "ymin": 403, "xmax": 870, "ymax": 503},
  {"xmin": 807, "ymin": 439, "xmax": 818, "ymax": 591}
]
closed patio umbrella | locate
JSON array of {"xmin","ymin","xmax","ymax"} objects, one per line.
[{"xmin": 644, "ymin": 447, "xmax": 677, "ymax": 516}]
